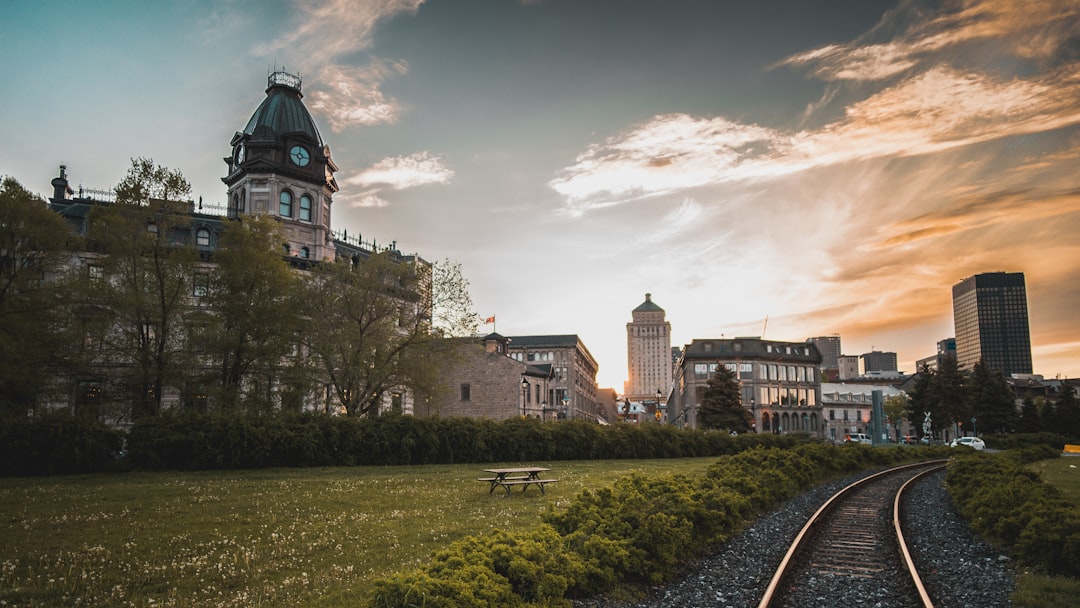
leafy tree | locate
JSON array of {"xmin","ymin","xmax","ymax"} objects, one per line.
[
  {"xmin": 907, "ymin": 364, "xmax": 936, "ymax": 439},
  {"xmin": 934, "ymin": 355, "xmax": 971, "ymax": 437},
  {"xmin": 883, "ymin": 394, "xmax": 910, "ymax": 441},
  {"xmin": 202, "ymin": 215, "xmax": 300, "ymax": 410},
  {"xmin": 301, "ymin": 253, "xmax": 445, "ymax": 417},
  {"xmin": 430, "ymin": 259, "xmax": 478, "ymax": 337},
  {"xmin": 0, "ymin": 177, "xmax": 75, "ymax": 413},
  {"xmin": 84, "ymin": 158, "xmax": 193, "ymax": 419},
  {"xmin": 969, "ymin": 360, "xmax": 1018, "ymax": 434},
  {"xmin": 697, "ymin": 365, "xmax": 750, "ymax": 432}
]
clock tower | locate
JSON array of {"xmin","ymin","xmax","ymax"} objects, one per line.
[{"xmin": 223, "ymin": 69, "xmax": 339, "ymax": 261}]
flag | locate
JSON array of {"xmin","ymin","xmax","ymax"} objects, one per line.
[{"xmin": 484, "ymin": 316, "xmax": 495, "ymax": 324}]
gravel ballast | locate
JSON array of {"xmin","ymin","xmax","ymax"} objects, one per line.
[{"xmin": 574, "ymin": 467, "xmax": 1015, "ymax": 608}]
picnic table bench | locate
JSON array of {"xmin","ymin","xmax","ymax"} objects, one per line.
[{"xmin": 479, "ymin": 467, "xmax": 558, "ymax": 496}]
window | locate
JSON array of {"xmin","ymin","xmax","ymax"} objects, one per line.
[
  {"xmin": 87, "ymin": 264, "xmax": 103, "ymax": 283},
  {"xmin": 460, "ymin": 384, "xmax": 471, "ymax": 401},
  {"xmin": 299, "ymin": 195, "xmax": 312, "ymax": 221},
  {"xmin": 193, "ymin": 273, "xmax": 209, "ymax": 297},
  {"xmin": 147, "ymin": 223, "xmax": 158, "ymax": 235},
  {"xmin": 300, "ymin": 247, "xmax": 310, "ymax": 259},
  {"xmin": 196, "ymin": 227, "xmax": 211, "ymax": 247},
  {"xmin": 279, "ymin": 190, "xmax": 293, "ymax": 217},
  {"xmin": 282, "ymin": 243, "xmax": 290, "ymax": 255}
]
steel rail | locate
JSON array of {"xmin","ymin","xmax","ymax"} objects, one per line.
[
  {"xmin": 894, "ymin": 462, "xmax": 947, "ymax": 608},
  {"xmin": 757, "ymin": 460, "xmax": 947, "ymax": 608}
]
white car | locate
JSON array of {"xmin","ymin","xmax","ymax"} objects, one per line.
[{"xmin": 949, "ymin": 436, "xmax": 986, "ymax": 450}]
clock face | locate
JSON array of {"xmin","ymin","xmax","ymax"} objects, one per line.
[
  {"xmin": 289, "ymin": 145, "xmax": 310, "ymax": 167},
  {"xmin": 235, "ymin": 144, "xmax": 245, "ymax": 165}
]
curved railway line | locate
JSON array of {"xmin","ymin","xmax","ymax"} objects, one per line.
[{"xmin": 758, "ymin": 460, "xmax": 948, "ymax": 608}]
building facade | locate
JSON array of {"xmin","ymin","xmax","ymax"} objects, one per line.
[
  {"xmin": 421, "ymin": 334, "xmax": 553, "ymax": 420},
  {"xmin": 916, "ymin": 338, "xmax": 956, "ymax": 372},
  {"xmin": 820, "ymin": 383, "xmax": 910, "ymax": 443},
  {"xmin": 669, "ymin": 337, "xmax": 823, "ymax": 435},
  {"xmin": 952, "ymin": 272, "xmax": 1033, "ymax": 375},
  {"xmin": 507, "ymin": 334, "xmax": 600, "ymax": 422},
  {"xmin": 625, "ymin": 293, "xmax": 672, "ymax": 402},
  {"xmin": 858, "ymin": 351, "xmax": 898, "ymax": 375},
  {"xmin": 807, "ymin": 336, "xmax": 841, "ymax": 370},
  {"xmin": 42, "ymin": 70, "xmax": 430, "ymax": 418}
]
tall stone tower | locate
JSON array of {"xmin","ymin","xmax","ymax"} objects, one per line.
[
  {"xmin": 222, "ymin": 69, "xmax": 340, "ymax": 261},
  {"xmin": 626, "ymin": 293, "xmax": 672, "ymax": 401}
]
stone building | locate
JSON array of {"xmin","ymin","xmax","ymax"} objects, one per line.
[
  {"xmin": 820, "ymin": 382, "xmax": 910, "ymax": 443},
  {"xmin": 420, "ymin": 334, "xmax": 554, "ymax": 420},
  {"xmin": 669, "ymin": 337, "xmax": 823, "ymax": 435},
  {"xmin": 506, "ymin": 335, "xmax": 600, "ymax": 422},
  {"xmin": 41, "ymin": 69, "xmax": 429, "ymax": 417}
]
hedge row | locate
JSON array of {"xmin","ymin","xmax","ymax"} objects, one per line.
[
  {"xmin": 0, "ymin": 412, "xmax": 125, "ymax": 476},
  {"xmin": 983, "ymin": 432, "xmax": 1067, "ymax": 451},
  {"xmin": 945, "ymin": 447, "xmax": 1080, "ymax": 577},
  {"xmin": 0, "ymin": 411, "xmax": 815, "ymax": 475},
  {"xmin": 368, "ymin": 443, "xmax": 939, "ymax": 607}
]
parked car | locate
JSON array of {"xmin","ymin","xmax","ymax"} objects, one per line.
[
  {"xmin": 949, "ymin": 436, "xmax": 986, "ymax": 450},
  {"xmin": 900, "ymin": 435, "xmax": 918, "ymax": 445},
  {"xmin": 844, "ymin": 433, "xmax": 872, "ymax": 445}
]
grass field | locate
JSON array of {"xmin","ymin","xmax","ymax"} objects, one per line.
[
  {"xmin": 1027, "ymin": 455, "xmax": 1080, "ymax": 506},
  {"xmin": 0, "ymin": 458, "xmax": 718, "ymax": 606}
]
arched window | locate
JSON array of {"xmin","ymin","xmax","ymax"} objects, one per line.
[
  {"xmin": 279, "ymin": 190, "xmax": 293, "ymax": 217},
  {"xmin": 299, "ymin": 194, "xmax": 312, "ymax": 222},
  {"xmin": 196, "ymin": 227, "xmax": 211, "ymax": 247},
  {"xmin": 300, "ymin": 247, "xmax": 310, "ymax": 259},
  {"xmin": 282, "ymin": 243, "xmax": 290, "ymax": 255}
]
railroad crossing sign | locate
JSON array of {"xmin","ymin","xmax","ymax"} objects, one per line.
[{"xmin": 922, "ymin": 411, "xmax": 932, "ymax": 437}]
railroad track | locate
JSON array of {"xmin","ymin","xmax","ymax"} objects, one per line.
[{"xmin": 758, "ymin": 460, "xmax": 948, "ymax": 608}]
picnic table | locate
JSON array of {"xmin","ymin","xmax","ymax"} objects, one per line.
[{"xmin": 478, "ymin": 467, "xmax": 558, "ymax": 496}]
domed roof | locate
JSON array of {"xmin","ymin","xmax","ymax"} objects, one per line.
[
  {"xmin": 633, "ymin": 293, "xmax": 664, "ymax": 313},
  {"xmin": 242, "ymin": 70, "xmax": 323, "ymax": 146}
]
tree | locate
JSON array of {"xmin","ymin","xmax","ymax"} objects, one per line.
[
  {"xmin": 301, "ymin": 253, "xmax": 452, "ymax": 417},
  {"xmin": 202, "ymin": 215, "xmax": 300, "ymax": 410},
  {"xmin": 1048, "ymin": 382, "xmax": 1080, "ymax": 440},
  {"xmin": 934, "ymin": 355, "xmax": 971, "ymax": 438},
  {"xmin": 969, "ymin": 360, "xmax": 1018, "ymax": 434},
  {"xmin": 1018, "ymin": 396, "xmax": 1041, "ymax": 433},
  {"xmin": 0, "ymin": 177, "xmax": 75, "ymax": 413},
  {"xmin": 883, "ymin": 394, "xmax": 911, "ymax": 441},
  {"xmin": 430, "ymin": 259, "xmax": 478, "ymax": 337},
  {"xmin": 84, "ymin": 158, "xmax": 193, "ymax": 419},
  {"xmin": 697, "ymin": 365, "xmax": 751, "ymax": 432},
  {"xmin": 907, "ymin": 364, "xmax": 936, "ymax": 439}
]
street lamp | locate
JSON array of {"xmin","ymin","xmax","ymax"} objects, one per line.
[
  {"xmin": 655, "ymin": 389, "xmax": 662, "ymax": 422},
  {"xmin": 520, "ymin": 376, "xmax": 529, "ymax": 418}
]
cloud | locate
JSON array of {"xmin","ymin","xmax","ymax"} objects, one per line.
[
  {"xmin": 256, "ymin": 0, "xmax": 423, "ymax": 65},
  {"xmin": 307, "ymin": 61, "xmax": 409, "ymax": 131},
  {"xmin": 551, "ymin": 66, "xmax": 1080, "ymax": 213},
  {"xmin": 257, "ymin": 0, "xmax": 423, "ymax": 130},
  {"xmin": 341, "ymin": 152, "xmax": 454, "ymax": 207},
  {"xmin": 875, "ymin": 188, "xmax": 1080, "ymax": 248},
  {"xmin": 346, "ymin": 152, "xmax": 454, "ymax": 189},
  {"xmin": 779, "ymin": 0, "xmax": 1080, "ymax": 81}
]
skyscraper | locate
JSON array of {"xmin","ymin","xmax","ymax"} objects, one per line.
[
  {"xmin": 952, "ymin": 272, "xmax": 1033, "ymax": 376},
  {"xmin": 626, "ymin": 294, "xmax": 672, "ymax": 401}
]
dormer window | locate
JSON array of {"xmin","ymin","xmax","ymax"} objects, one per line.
[
  {"xmin": 279, "ymin": 190, "xmax": 293, "ymax": 217},
  {"xmin": 196, "ymin": 228, "xmax": 211, "ymax": 247}
]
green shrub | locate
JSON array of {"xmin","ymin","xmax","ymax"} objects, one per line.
[
  {"xmin": 0, "ymin": 411, "xmax": 125, "ymax": 476},
  {"xmin": 946, "ymin": 451, "xmax": 1080, "ymax": 577}
]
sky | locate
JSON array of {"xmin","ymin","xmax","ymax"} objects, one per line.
[{"xmin": 2, "ymin": 0, "xmax": 1079, "ymax": 391}]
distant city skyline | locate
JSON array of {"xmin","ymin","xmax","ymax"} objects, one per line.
[{"xmin": 3, "ymin": 0, "xmax": 1078, "ymax": 389}]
